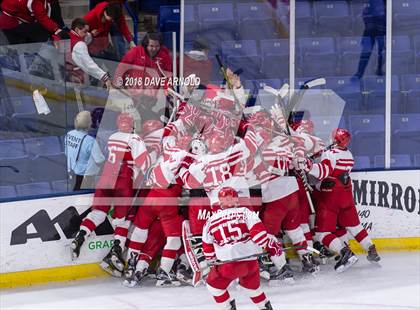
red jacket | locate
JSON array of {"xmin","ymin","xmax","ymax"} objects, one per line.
[
  {"xmin": 114, "ymin": 45, "xmax": 172, "ymax": 97},
  {"xmin": 0, "ymin": 0, "xmax": 59, "ymax": 32},
  {"xmin": 84, "ymin": 1, "xmax": 133, "ymax": 55}
]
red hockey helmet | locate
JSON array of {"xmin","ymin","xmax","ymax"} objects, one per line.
[
  {"xmin": 218, "ymin": 187, "xmax": 239, "ymax": 209},
  {"xmin": 142, "ymin": 119, "xmax": 163, "ymax": 136},
  {"xmin": 117, "ymin": 113, "xmax": 134, "ymax": 133},
  {"xmin": 249, "ymin": 111, "xmax": 273, "ymax": 130},
  {"xmin": 206, "ymin": 129, "xmax": 233, "ymax": 153},
  {"xmin": 294, "ymin": 119, "xmax": 314, "ymax": 135},
  {"xmin": 332, "ymin": 128, "xmax": 351, "ymax": 148}
]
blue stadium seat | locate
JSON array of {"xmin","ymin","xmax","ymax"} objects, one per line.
[
  {"xmin": 400, "ymin": 74, "xmax": 420, "ymax": 113},
  {"xmin": 184, "ymin": 5, "xmax": 199, "ymax": 41},
  {"xmin": 30, "ymin": 153, "xmax": 67, "ymax": 182},
  {"xmin": 221, "ymin": 40, "xmax": 260, "ymax": 80},
  {"xmin": 0, "ymin": 156, "xmax": 31, "ymax": 186},
  {"xmin": 349, "ymin": 114, "xmax": 385, "ymax": 158},
  {"xmin": 373, "ymin": 154, "xmax": 412, "ymax": 168},
  {"xmin": 391, "ymin": 36, "xmax": 413, "ymax": 74},
  {"xmin": 413, "ymin": 36, "xmax": 420, "ymax": 78},
  {"xmin": 414, "ymin": 154, "xmax": 420, "ymax": 167},
  {"xmin": 24, "ymin": 136, "xmax": 62, "ymax": 157},
  {"xmin": 159, "ymin": 6, "xmax": 180, "ymax": 33},
  {"xmin": 0, "ymin": 185, "xmax": 17, "ymax": 199},
  {"xmin": 295, "ymin": 1, "xmax": 314, "ymax": 37},
  {"xmin": 392, "ymin": 114, "xmax": 420, "ymax": 156},
  {"xmin": 237, "ymin": 3, "xmax": 277, "ymax": 40},
  {"xmin": 9, "ymin": 96, "xmax": 36, "ymax": 116},
  {"xmin": 16, "ymin": 182, "xmax": 53, "ymax": 197},
  {"xmin": 298, "ymin": 37, "xmax": 337, "ymax": 77},
  {"xmin": 353, "ymin": 155, "xmax": 371, "ymax": 170},
  {"xmin": 226, "ymin": 55, "xmax": 262, "ymax": 81},
  {"xmin": 393, "ymin": 0, "xmax": 420, "ymax": 35},
  {"xmin": 314, "ymin": 1, "xmax": 352, "ymax": 36},
  {"xmin": 261, "ymin": 39, "xmax": 289, "ymax": 79},
  {"xmin": 221, "ymin": 40, "xmax": 258, "ymax": 58},
  {"xmin": 311, "ymin": 116, "xmax": 347, "ymax": 140},
  {"xmin": 338, "ymin": 37, "xmax": 377, "ymax": 76},
  {"xmin": 0, "ymin": 139, "xmax": 26, "ymax": 159},
  {"xmin": 51, "ymin": 179, "xmax": 69, "ymax": 193},
  {"xmin": 362, "ymin": 75, "xmax": 400, "ymax": 114},
  {"xmin": 326, "ymin": 76, "xmax": 363, "ymax": 114},
  {"xmin": 198, "ymin": 3, "xmax": 237, "ymax": 43},
  {"xmin": 245, "ymin": 79, "xmax": 283, "ymax": 91}
]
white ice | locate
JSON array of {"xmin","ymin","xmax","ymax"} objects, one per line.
[{"xmin": 1, "ymin": 252, "xmax": 419, "ymax": 310}]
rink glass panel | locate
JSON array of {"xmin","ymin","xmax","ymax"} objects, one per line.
[{"xmin": 391, "ymin": 0, "xmax": 420, "ymax": 169}]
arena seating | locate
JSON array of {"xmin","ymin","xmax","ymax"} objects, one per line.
[
  {"xmin": 353, "ymin": 155, "xmax": 371, "ymax": 170},
  {"xmin": 374, "ymin": 154, "xmax": 412, "ymax": 169},
  {"xmin": 349, "ymin": 114, "xmax": 385, "ymax": 159},
  {"xmin": 314, "ymin": 1, "xmax": 352, "ymax": 37}
]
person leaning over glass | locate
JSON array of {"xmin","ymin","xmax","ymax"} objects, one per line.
[{"xmin": 65, "ymin": 111, "xmax": 105, "ymax": 191}]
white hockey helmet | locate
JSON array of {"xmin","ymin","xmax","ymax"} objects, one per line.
[{"xmin": 190, "ymin": 137, "xmax": 207, "ymax": 155}]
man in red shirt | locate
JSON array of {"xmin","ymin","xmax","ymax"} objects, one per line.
[
  {"xmin": 0, "ymin": 0, "xmax": 69, "ymax": 44},
  {"xmin": 84, "ymin": 1, "xmax": 135, "ymax": 59},
  {"xmin": 114, "ymin": 32, "xmax": 172, "ymax": 117}
]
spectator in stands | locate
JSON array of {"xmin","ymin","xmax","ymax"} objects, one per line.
[
  {"xmin": 0, "ymin": 0, "xmax": 69, "ymax": 45},
  {"xmin": 183, "ymin": 38, "xmax": 213, "ymax": 86},
  {"xmin": 67, "ymin": 18, "xmax": 112, "ymax": 89},
  {"xmin": 84, "ymin": 1, "xmax": 135, "ymax": 61},
  {"xmin": 114, "ymin": 32, "xmax": 172, "ymax": 117},
  {"xmin": 65, "ymin": 111, "xmax": 105, "ymax": 191},
  {"xmin": 352, "ymin": 0, "xmax": 386, "ymax": 80},
  {"xmin": 89, "ymin": 0, "xmax": 135, "ymax": 60}
]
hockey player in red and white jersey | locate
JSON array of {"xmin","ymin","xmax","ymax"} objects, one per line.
[
  {"xmin": 71, "ymin": 113, "xmax": 151, "ymax": 275},
  {"xmin": 305, "ymin": 128, "xmax": 380, "ymax": 272},
  {"xmin": 203, "ymin": 187, "xmax": 275, "ymax": 310},
  {"xmin": 289, "ymin": 119, "xmax": 325, "ymax": 248},
  {"xmin": 123, "ymin": 133, "xmax": 192, "ymax": 287},
  {"xmin": 247, "ymin": 109, "xmax": 319, "ymax": 282}
]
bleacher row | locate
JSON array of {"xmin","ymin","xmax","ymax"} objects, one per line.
[
  {"xmin": 0, "ymin": 147, "xmax": 68, "ymax": 199},
  {"xmin": 159, "ymin": 0, "xmax": 420, "ymax": 41},
  {"xmin": 189, "ymin": 35, "xmax": 420, "ymax": 82}
]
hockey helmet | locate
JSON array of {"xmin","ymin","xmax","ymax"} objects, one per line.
[
  {"xmin": 332, "ymin": 128, "xmax": 351, "ymax": 148},
  {"xmin": 218, "ymin": 187, "xmax": 239, "ymax": 209},
  {"xmin": 117, "ymin": 113, "xmax": 134, "ymax": 133},
  {"xmin": 206, "ymin": 129, "xmax": 234, "ymax": 153},
  {"xmin": 142, "ymin": 119, "xmax": 163, "ymax": 136},
  {"xmin": 248, "ymin": 111, "xmax": 273, "ymax": 130},
  {"xmin": 293, "ymin": 119, "xmax": 314, "ymax": 135},
  {"xmin": 190, "ymin": 136, "xmax": 207, "ymax": 155}
]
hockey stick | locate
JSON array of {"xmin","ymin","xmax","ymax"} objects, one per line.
[
  {"xmin": 210, "ymin": 245, "xmax": 320, "ymax": 266},
  {"xmin": 265, "ymin": 84, "xmax": 316, "ymax": 214},
  {"xmin": 286, "ymin": 77, "xmax": 326, "ymax": 118},
  {"xmin": 215, "ymin": 54, "xmax": 243, "ymax": 112}
]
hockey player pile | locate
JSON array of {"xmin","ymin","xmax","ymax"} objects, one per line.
[{"xmin": 69, "ymin": 69, "xmax": 381, "ymax": 310}]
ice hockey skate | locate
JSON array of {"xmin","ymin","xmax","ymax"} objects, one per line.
[
  {"xmin": 102, "ymin": 240, "xmax": 125, "ymax": 273},
  {"xmin": 155, "ymin": 267, "xmax": 181, "ymax": 287},
  {"xmin": 367, "ymin": 244, "xmax": 381, "ymax": 263},
  {"xmin": 301, "ymin": 253, "xmax": 320, "ymax": 274},
  {"xmin": 269, "ymin": 264, "xmax": 295, "ymax": 285},
  {"xmin": 335, "ymin": 246, "xmax": 359, "ymax": 273},
  {"xmin": 70, "ymin": 230, "xmax": 86, "ymax": 260}
]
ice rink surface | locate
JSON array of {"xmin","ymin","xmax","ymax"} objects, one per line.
[{"xmin": 2, "ymin": 252, "xmax": 419, "ymax": 310}]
